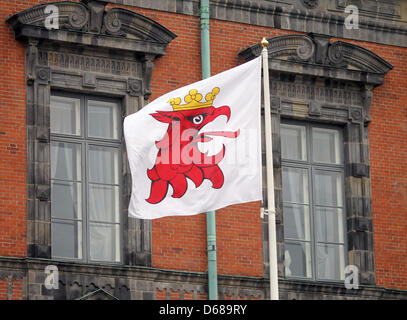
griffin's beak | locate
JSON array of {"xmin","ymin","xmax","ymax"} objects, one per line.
[
  {"xmin": 193, "ymin": 105, "xmax": 239, "ymax": 142},
  {"xmin": 212, "ymin": 105, "xmax": 231, "ymax": 123}
]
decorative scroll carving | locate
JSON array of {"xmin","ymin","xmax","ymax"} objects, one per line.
[
  {"xmin": 327, "ymin": 41, "xmax": 393, "ymax": 73},
  {"xmin": 103, "ymin": 9, "xmax": 123, "ymax": 36},
  {"xmin": 68, "ymin": 4, "xmax": 89, "ymax": 30},
  {"xmin": 239, "ymin": 35, "xmax": 315, "ymax": 62},
  {"xmin": 100, "ymin": 8, "xmax": 177, "ymax": 43},
  {"xmin": 296, "ymin": 37, "xmax": 315, "ymax": 61},
  {"xmin": 327, "ymin": 41, "xmax": 345, "ymax": 65},
  {"xmin": 7, "ymin": 2, "xmax": 90, "ymax": 31},
  {"xmin": 268, "ymin": 35, "xmax": 315, "ymax": 62}
]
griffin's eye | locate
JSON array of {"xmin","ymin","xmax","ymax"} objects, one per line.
[{"xmin": 192, "ymin": 114, "xmax": 204, "ymax": 124}]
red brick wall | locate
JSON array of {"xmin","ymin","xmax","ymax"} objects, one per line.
[
  {"xmin": 0, "ymin": 279, "xmax": 6, "ymax": 300},
  {"xmin": 0, "ymin": 0, "xmax": 43, "ymax": 258},
  {"xmin": 0, "ymin": 0, "xmax": 406, "ymax": 294},
  {"xmin": 0, "ymin": 278, "xmax": 23, "ymax": 300},
  {"xmin": 364, "ymin": 43, "xmax": 407, "ymax": 290},
  {"xmin": 329, "ymin": 38, "xmax": 407, "ymax": 290}
]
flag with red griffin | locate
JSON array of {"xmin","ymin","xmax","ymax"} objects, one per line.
[{"xmin": 124, "ymin": 56, "xmax": 262, "ymax": 219}]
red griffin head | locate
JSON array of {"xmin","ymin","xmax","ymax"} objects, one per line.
[{"xmin": 146, "ymin": 88, "xmax": 240, "ymax": 204}]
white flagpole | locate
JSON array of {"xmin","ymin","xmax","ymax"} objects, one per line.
[{"xmin": 261, "ymin": 37, "xmax": 279, "ymax": 300}]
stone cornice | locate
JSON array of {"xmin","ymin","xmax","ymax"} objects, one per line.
[
  {"xmin": 239, "ymin": 33, "xmax": 393, "ymax": 85},
  {"xmin": 6, "ymin": 0, "xmax": 177, "ymax": 56},
  {"xmin": 105, "ymin": 0, "xmax": 407, "ymax": 48},
  {"xmin": 1, "ymin": 257, "xmax": 407, "ymax": 299}
]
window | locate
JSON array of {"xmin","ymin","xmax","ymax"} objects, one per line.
[
  {"xmin": 50, "ymin": 92, "xmax": 122, "ymax": 263},
  {"xmin": 281, "ymin": 121, "xmax": 346, "ymax": 281}
]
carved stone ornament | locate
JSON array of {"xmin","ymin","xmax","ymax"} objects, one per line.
[
  {"xmin": 308, "ymin": 100, "xmax": 322, "ymax": 117},
  {"xmin": 103, "ymin": 9, "xmax": 123, "ymax": 35},
  {"xmin": 349, "ymin": 107, "xmax": 363, "ymax": 123},
  {"xmin": 36, "ymin": 184, "xmax": 50, "ymax": 201},
  {"xmin": 36, "ymin": 67, "xmax": 51, "ymax": 83},
  {"xmin": 239, "ymin": 33, "xmax": 393, "ymax": 80},
  {"xmin": 83, "ymin": 72, "xmax": 97, "ymax": 88},
  {"xmin": 68, "ymin": 4, "xmax": 89, "ymax": 30},
  {"xmin": 327, "ymin": 41, "xmax": 345, "ymax": 65},
  {"xmin": 245, "ymin": 35, "xmax": 316, "ymax": 62},
  {"xmin": 127, "ymin": 79, "xmax": 142, "ymax": 97},
  {"xmin": 301, "ymin": 0, "xmax": 319, "ymax": 9}
]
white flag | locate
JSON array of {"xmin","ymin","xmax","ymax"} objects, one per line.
[{"xmin": 124, "ymin": 56, "xmax": 262, "ymax": 219}]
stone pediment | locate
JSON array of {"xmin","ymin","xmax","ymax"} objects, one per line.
[
  {"xmin": 7, "ymin": 0, "xmax": 177, "ymax": 55},
  {"xmin": 239, "ymin": 33, "xmax": 393, "ymax": 84}
]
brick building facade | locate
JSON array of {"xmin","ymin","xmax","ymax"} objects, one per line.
[{"xmin": 0, "ymin": 0, "xmax": 406, "ymax": 300}]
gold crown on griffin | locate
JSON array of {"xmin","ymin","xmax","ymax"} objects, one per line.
[{"xmin": 168, "ymin": 87, "xmax": 220, "ymax": 111}]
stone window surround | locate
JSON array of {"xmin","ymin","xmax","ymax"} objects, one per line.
[
  {"xmin": 6, "ymin": 0, "xmax": 177, "ymax": 267},
  {"xmin": 239, "ymin": 32, "xmax": 393, "ymax": 285}
]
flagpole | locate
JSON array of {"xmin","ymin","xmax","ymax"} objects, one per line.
[
  {"xmin": 201, "ymin": 0, "xmax": 218, "ymax": 300},
  {"xmin": 261, "ymin": 37, "xmax": 279, "ymax": 300}
]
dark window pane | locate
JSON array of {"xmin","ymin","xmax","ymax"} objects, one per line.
[
  {"xmin": 314, "ymin": 171, "xmax": 343, "ymax": 207},
  {"xmin": 282, "ymin": 167, "xmax": 309, "ymax": 204},
  {"xmin": 315, "ymin": 207, "xmax": 344, "ymax": 243},
  {"xmin": 312, "ymin": 127, "xmax": 342, "ymax": 164},
  {"xmin": 50, "ymin": 96, "xmax": 81, "ymax": 135},
  {"xmin": 88, "ymin": 145, "xmax": 119, "ymax": 185},
  {"xmin": 285, "ymin": 242, "xmax": 312, "ymax": 278},
  {"xmin": 51, "ymin": 220, "xmax": 82, "ymax": 259},
  {"xmin": 50, "ymin": 142, "xmax": 81, "ymax": 181},
  {"xmin": 281, "ymin": 124, "xmax": 307, "ymax": 161},
  {"xmin": 89, "ymin": 184, "xmax": 120, "ymax": 223},
  {"xmin": 89, "ymin": 222, "xmax": 120, "ymax": 262},
  {"xmin": 283, "ymin": 204, "xmax": 310, "ymax": 241},
  {"xmin": 88, "ymin": 100, "xmax": 119, "ymax": 139},
  {"xmin": 51, "ymin": 181, "xmax": 82, "ymax": 220},
  {"xmin": 317, "ymin": 244, "xmax": 345, "ymax": 280}
]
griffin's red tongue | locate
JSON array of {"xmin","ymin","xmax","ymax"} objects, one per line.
[{"xmin": 200, "ymin": 129, "xmax": 240, "ymax": 138}]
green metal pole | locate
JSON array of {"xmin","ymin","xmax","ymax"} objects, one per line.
[
  {"xmin": 200, "ymin": 0, "xmax": 218, "ymax": 300},
  {"xmin": 201, "ymin": 0, "xmax": 211, "ymax": 79},
  {"xmin": 206, "ymin": 210, "xmax": 217, "ymax": 300}
]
